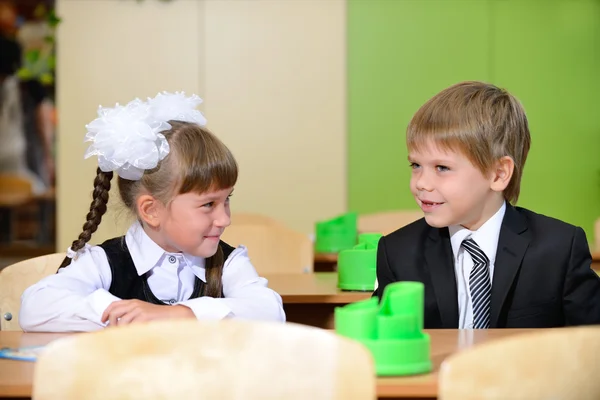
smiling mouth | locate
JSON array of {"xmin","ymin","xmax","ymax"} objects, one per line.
[{"xmin": 421, "ymin": 200, "xmax": 443, "ymax": 206}]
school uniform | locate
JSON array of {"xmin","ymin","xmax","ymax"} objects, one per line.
[
  {"xmin": 374, "ymin": 202, "xmax": 600, "ymax": 328},
  {"xmin": 20, "ymin": 222, "xmax": 286, "ymax": 332}
]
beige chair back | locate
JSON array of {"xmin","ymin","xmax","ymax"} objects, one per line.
[
  {"xmin": 33, "ymin": 319, "xmax": 376, "ymax": 400},
  {"xmin": 438, "ymin": 327, "xmax": 600, "ymax": 400},
  {"xmin": 222, "ymin": 213, "xmax": 313, "ymax": 274},
  {"xmin": 358, "ymin": 210, "xmax": 423, "ymax": 236},
  {"xmin": 0, "ymin": 253, "xmax": 65, "ymax": 331}
]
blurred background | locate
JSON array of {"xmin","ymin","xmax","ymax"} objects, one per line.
[
  {"xmin": 1, "ymin": 0, "xmax": 57, "ymax": 266},
  {"xmin": 1, "ymin": 0, "xmax": 599, "ymax": 267}
]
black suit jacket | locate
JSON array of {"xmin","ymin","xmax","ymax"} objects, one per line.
[{"xmin": 373, "ymin": 204, "xmax": 600, "ymax": 328}]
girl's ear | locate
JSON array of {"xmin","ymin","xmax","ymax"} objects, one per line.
[
  {"xmin": 137, "ymin": 194, "xmax": 163, "ymax": 228},
  {"xmin": 490, "ymin": 156, "xmax": 514, "ymax": 193}
]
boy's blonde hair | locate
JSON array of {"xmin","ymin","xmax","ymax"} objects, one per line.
[{"xmin": 407, "ymin": 81, "xmax": 530, "ymax": 204}]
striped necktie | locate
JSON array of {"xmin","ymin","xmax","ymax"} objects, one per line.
[{"xmin": 462, "ymin": 238, "xmax": 491, "ymax": 329}]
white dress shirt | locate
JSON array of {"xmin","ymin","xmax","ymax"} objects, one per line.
[
  {"xmin": 448, "ymin": 202, "xmax": 506, "ymax": 329},
  {"xmin": 20, "ymin": 222, "xmax": 286, "ymax": 332}
]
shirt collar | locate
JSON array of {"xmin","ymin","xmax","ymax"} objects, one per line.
[
  {"xmin": 449, "ymin": 201, "xmax": 506, "ymax": 264},
  {"xmin": 125, "ymin": 221, "xmax": 205, "ymax": 276}
]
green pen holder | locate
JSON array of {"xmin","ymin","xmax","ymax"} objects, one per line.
[
  {"xmin": 337, "ymin": 233, "xmax": 382, "ymax": 291},
  {"xmin": 314, "ymin": 212, "xmax": 358, "ymax": 253},
  {"xmin": 358, "ymin": 232, "xmax": 383, "ymax": 245},
  {"xmin": 335, "ymin": 281, "xmax": 432, "ymax": 376}
]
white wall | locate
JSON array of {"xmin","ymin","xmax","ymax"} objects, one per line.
[{"xmin": 56, "ymin": 0, "xmax": 346, "ymax": 250}]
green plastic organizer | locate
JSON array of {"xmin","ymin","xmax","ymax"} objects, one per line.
[
  {"xmin": 337, "ymin": 233, "xmax": 382, "ymax": 291},
  {"xmin": 314, "ymin": 212, "xmax": 357, "ymax": 253},
  {"xmin": 358, "ymin": 232, "xmax": 383, "ymax": 245},
  {"xmin": 334, "ymin": 281, "xmax": 432, "ymax": 376}
]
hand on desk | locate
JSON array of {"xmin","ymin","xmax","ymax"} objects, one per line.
[{"xmin": 101, "ymin": 300, "xmax": 194, "ymax": 327}]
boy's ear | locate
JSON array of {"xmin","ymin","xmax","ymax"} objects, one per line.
[
  {"xmin": 490, "ymin": 156, "xmax": 514, "ymax": 193},
  {"xmin": 137, "ymin": 194, "xmax": 163, "ymax": 228}
]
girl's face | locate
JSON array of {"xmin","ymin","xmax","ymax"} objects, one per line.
[{"xmin": 152, "ymin": 187, "xmax": 233, "ymax": 257}]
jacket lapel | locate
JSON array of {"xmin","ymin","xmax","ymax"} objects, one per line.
[
  {"xmin": 425, "ymin": 227, "xmax": 459, "ymax": 328},
  {"xmin": 490, "ymin": 204, "xmax": 531, "ymax": 327}
]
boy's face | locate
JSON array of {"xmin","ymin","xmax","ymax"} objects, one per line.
[{"xmin": 408, "ymin": 141, "xmax": 501, "ymax": 230}]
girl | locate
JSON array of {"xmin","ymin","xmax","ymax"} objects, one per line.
[{"xmin": 19, "ymin": 92, "xmax": 286, "ymax": 332}]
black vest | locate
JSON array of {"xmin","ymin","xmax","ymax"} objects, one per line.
[{"xmin": 99, "ymin": 237, "xmax": 235, "ymax": 305}]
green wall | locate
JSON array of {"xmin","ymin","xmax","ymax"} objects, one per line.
[{"xmin": 348, "ymin": 0, "xmax": 600, "ymax": 242}]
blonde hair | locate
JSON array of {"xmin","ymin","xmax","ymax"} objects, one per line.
[
  {"xmin": 407, "ymin": 81, "xmax": 530, "ymax": 204},
  {"xmin": 60, "ymin": 122, "xmax": 238, "ymax": 297}
]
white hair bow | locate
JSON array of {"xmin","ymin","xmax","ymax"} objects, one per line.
[{"xmin": 83, "ymin": 92, "xmax": 207, "ymax": 180}]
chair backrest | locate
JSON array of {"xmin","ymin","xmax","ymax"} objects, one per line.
[
  {"xmin": 221, "ymin": 213, "xmax": 313, "ymax": 274},
  {"xmin": 33, "ymin": 319, "xmax": 376, "ymax": 400},
  {"xmin": 0, "ymin": 252, "xmax": 65, "ymax": 331},
  {"xmin": 0, "ymin": 173, "xmax": 33, "ymax": 206},
  {"xmin": 358, "ymin": 210, "xmax": 423, "ymax": 236},
  {"xmin": 438, "ymin": 327, "xmax": 600, "ymax": 400}
]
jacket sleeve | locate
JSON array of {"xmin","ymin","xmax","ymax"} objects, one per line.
[
  {"xmin": 563, "ymin": 227, "xmax": 600, "ymax": 325},
  {"xmin": 373, "ymin": 236, "xmax": 397, "ymax": 299}
]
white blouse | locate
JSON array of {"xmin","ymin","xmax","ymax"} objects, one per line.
[{"xmin": 20, "ymin": 222, "xmax": 286, "ymax": 332}]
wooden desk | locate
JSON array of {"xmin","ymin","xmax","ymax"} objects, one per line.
[
  {"xmin": 376, "ymin": 328, "xmax": 536, "ymax": 399},
  {"xmin": 265, "ymin": 272, "xmax": 371, "ymax": 329},
  {"xmin": 0, "ymin": 329, "xmax": 536, "ymax": 399},
  {"xmin": 0, "ymin": 332, "xmax": 67, "ymax": 398},
  {"xmin": 313, "ymin": 253, "xmax": 338, "ymax": 264},
  {"xmin": 314, "ymin": 252, "xmax": 338, "ymax": 272}
]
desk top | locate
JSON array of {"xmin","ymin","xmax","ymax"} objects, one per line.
[
  {"xmin": 0, "ymin": 328, "xmax": 536, "ymax": 399},
  {"xmin": 0, "ymin": 332, "xmax": 65, "ymax": 397},
  {"xmin": 313, "ymin": 252, "xmax": 339, "ymax": 263},
  {"xmin": 264, "ymin": 272, "xmax": 372, "ymax": 304},
  {"xmin": 375, "ymin": 328, "xmax": 536, "ymax": 398}
]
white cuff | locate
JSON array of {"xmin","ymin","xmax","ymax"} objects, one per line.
[
  {"xmin": 87, "ymin": 289, "xmax": 121, "ymax": 321},
  {"xmin": 178, "ymin": 298, "xmax": 233, "ymax": 320}
]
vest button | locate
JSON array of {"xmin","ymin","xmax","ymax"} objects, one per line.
[{"xmin": 168, "ymin": 256, "xmax": 176, "ymax": 264}]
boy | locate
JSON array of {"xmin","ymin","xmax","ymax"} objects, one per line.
[{"xmin": 374, "ymin": 81, "xmax": 600, "ymax": 328}]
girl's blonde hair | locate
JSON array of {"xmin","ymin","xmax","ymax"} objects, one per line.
[{"xmin": 59, "ymin": 122, "xmax": 238, "ymax": 297}]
